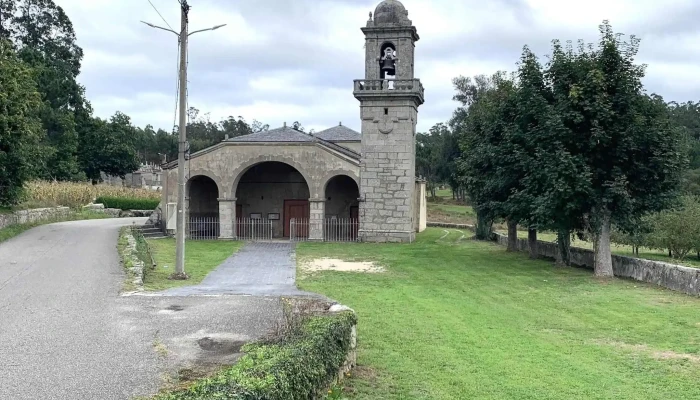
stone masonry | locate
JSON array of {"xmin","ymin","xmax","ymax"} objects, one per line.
[{"xmin": 355, "ymin": 0, "xmax": 424, "ymax": 243}]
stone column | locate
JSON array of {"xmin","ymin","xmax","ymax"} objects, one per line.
[
  {"xmin": 218, "ymin": 198, "xmax": 236, "ymax": 240},
  {"xmin": 309, "ymin": 198, "xmax": 325, "ymax": 241}
]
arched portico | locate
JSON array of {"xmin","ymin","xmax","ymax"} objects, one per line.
[
  {"xmin": 187, "ymin": 175, "xmax": 220, "ymax": 239},
  {"xmin": 234, "ymin": 161, "xmax": 311, "ymax": 239}
]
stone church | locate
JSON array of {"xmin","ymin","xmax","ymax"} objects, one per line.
[{"xmin": 160, "ymin": 0, "xmax": 427, "ymax": 243}]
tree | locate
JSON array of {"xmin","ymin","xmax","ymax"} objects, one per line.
[
  {"xmin": 0, "ymin": 41, "xmax": 44, "ymax": 205},
  {"xmin": 546, "ymin": 22, "xmax": 686, "ymax": 276},
  {"xmin": 645, "ymin": 196, "xmax": 700, "ymax": 261},
  {"xmin": 453, "ymin": 72, "xmax": 518, "ymax": 241},
  {"xmin": 7, "ymin": 0, "xmax": 86, "ymax": 181},
  {"xmin": 79, "ymin": 112, "xmax": 140, "ymax": 183},
  {"xmin": 292, "ymin": 121, "xmax": 305, "ymax": 132}
]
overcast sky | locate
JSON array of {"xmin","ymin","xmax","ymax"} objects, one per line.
[{"xmin": 55, "ymin": 0, "xmax": 700, "ymax": 134}]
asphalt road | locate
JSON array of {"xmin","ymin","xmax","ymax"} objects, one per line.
[{"xmin": 0, "ymin": 218, "xmax": 284, "ymax": 400}]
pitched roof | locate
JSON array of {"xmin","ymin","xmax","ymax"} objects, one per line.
[
  {"xmin": 227, "ymin": 126, "xmax": 314, "ymax": 143},
  {"xmin": 314, "ymin": 125, "xmax": 361, "ymax": 142}
]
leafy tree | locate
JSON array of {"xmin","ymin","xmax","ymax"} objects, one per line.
[
  {"xmin": 0, "ymin": 41, "xmax": 44, "ymax": 205},
  {"xmin": 79, "ymin": 112, "xmax": 140, "ymax": 183},
  {"xmin": 7, "ymin": 0, "xmax": 86, "ymax": 180},
  {"xmin": 453, "ymin": 72, "xmax": 518, "ymax": 240},
  {"xmin": 545, "ymin": 22, "xmax": 686, "ymax": 276},
  {"xmin": 645, "ymin": 196, "xmax": 700, "ymax": 261},
  {"xmin": 292, "ymin": 121, "xmax": 305, "ymax": 132}
]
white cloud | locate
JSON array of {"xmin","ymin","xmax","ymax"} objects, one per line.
[{"xmin": 53, "ymin": 0, "xmax": 700, "ymax": 134}]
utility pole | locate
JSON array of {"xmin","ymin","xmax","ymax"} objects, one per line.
[{"xmin": 142, "ymin": 1, "xmax": 225, "ymax": 279}]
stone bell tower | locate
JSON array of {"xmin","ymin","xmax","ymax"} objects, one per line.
[{"xmin": 354, "ymin": 0, "xmax": 424, "ymax": 243}]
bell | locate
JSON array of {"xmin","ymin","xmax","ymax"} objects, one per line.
[{"xmin": 381, "ymin": 58, "xmax": 395, "ymax": 74}]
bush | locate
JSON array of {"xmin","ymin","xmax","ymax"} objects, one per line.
[
  {"xmin": 646, "ymin": 196, "xmax": 700, "ymax": 260},
  {"xmin": 96, "ymin": 196, "xmax": 160, "ymax": 211},
  {"xmin": 154, "ymin": 311, "xmax": 357, "ymax": 400}
]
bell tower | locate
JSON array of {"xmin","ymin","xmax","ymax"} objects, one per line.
[{"xmin": 354, "ymin": 0, "xmax": 424, "ymax": 243}]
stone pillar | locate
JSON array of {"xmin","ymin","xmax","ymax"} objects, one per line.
[
  {"xmin": 218, "ymin": 198, "xmax": 236, "ymax": 240},
  {"xmin": 309, "ymin": 198, "xmax": 325, "ymax": 241}
]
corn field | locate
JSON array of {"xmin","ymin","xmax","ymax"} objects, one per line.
[{"xmin": 21, "ymin": 181, "xmax": 161, "ymax": 209}]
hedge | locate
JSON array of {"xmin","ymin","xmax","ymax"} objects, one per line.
[
  {"xmin": 154, "ymin": 311, "xmax": 357, "ymax": 400},
  {"xmin": 96, "ymin": 196, "xmax": 160, "ymax": 211}
]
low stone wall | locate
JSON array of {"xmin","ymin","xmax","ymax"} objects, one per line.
[
  {"xmin": 427, "ymin": 221, "xmax": 700, "ymax": 296},
  {"xmin": 0, "ymin": 207, "xmax": 71, "ymax": 230},
  {"xmin": 492, "ymin": 232, "xmax": 700, "ymax": 297}
]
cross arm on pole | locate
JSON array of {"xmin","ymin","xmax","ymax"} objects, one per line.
[
  {"xmin": 141, "ymin": 21, "xmax": 179, "ymax": 35},
  {"xmin": 188, "ymin": 24, "xmax": 227, "ymax": 37}
]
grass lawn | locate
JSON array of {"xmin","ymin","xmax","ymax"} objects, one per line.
[
  {"xmin": 297, "ymin": 228, "xmax": 700, "ymax": 400},
  {"xmin": 145, "ymin": 239, "xmax": 242, "ymax": 291},
  {"xmin": 427, "ymin": 202, "xmax": 477, "ymax": 225}
]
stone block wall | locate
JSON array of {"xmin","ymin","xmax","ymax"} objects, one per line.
[
  {"xmin": 0, "ymin": 207, "xmax": 71, "ymax": 230},
  {"xmin": 359, "ymin": 99, "xmax": 417, "ymax": 243}
]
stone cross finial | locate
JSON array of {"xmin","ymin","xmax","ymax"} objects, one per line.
[
  {"xmin": 284, "ymin": 121, "xmax": 287, "ymax": 127},
  {"xmin": 369, "ymin": 11, "xmax": 372, "ymax": 20}
]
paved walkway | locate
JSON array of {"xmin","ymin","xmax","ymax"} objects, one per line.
[
  {"xmin": 0, "ymin": 219, "xmax": 285, "ymax": 400},
  {"xmin": 160, "ymin": 242, "xmax": 320, "ymax": 297}
]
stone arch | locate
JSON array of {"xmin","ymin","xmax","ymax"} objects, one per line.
[
  {"xmin": 229, "ymin": 155, "xmax": 316, "ymax": 199},
  {"xmin": 320, "ymin": 170, "xmax": 360, "ymax": 194},
  {"xmin": 186, "ymin": 170, "xmax": 224, "ymax": 198}
]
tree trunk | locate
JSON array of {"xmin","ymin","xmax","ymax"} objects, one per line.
[
  {"xmin": 475, "ymin": 210, "xmax": 492, "ymax": 241},
  {"xmin": 507, "ymin": 220, "xmax": 518, "ymax": 252},
  {"xmin": 556, "ymin": 229, "xmax": 571, "ymax": 266},
  {"xmin": 528, "ymin": 228, "xmax": 538, "ymax": 259},
  {"xmin": 594, "ymin": 211, "xmax": 614, "ymax": 277}
]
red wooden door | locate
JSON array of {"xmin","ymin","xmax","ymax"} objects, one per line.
[{"xmin": 284, "ymin": 200, "xmax": 309, "ymax": 237}]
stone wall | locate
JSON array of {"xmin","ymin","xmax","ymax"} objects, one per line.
[
  {"xmin": 425, "ymin": 222, "xmax": 700, "ymax": 296},
  {"xmin": 492, "ymin": 232, "xmax": 700, "ymax": 297},
  {"xmin": 0, "ymin": 207, "xmax": 71, "ymax": 230}
]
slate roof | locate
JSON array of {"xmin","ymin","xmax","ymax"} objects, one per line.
[
  {"xmin": 227, "ymin": 126, "xmax": 314, "ymax": 142},
  {"xmin": 314, "ymin": 125, "xmax": 361, "ymax": 142}
]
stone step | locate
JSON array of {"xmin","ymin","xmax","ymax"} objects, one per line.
[{"xmin": 142, "ymin": 232, "xmax": 167, "ymax": 239}]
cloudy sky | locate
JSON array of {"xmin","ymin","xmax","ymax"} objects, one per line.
[{"xmin": 55, "ymin": 0, "xmax": 700, "ymax": 134}]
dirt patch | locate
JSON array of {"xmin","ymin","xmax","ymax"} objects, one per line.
[
  {"xmin": 301, "ymin": 258, "xmax": 385, "ymax": 274},
  {"xmin": 593, "ymin": 339, "xmax": 700, "ymax": 363}
]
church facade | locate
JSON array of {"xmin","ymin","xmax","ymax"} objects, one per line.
[{"xmin": 160, "ymin": 0, "xmax": 427, "ymax": 243}]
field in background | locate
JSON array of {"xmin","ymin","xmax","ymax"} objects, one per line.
[
  {"xmin": 15, "ymin": 180, "xmax": 161, "ymax": 210},
  {"xmin": 297, "ymin": 229, "xmax": 700, "ymax": 399}
]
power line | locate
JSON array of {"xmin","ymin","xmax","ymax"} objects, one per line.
[{"xmin": 147, "ymin": 0, "xmax": 174, "ymax": 31}]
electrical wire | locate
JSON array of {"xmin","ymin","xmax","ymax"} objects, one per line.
[{"xmin": 146, "ymin": 0, "xmax": 174, "ymax": 31}]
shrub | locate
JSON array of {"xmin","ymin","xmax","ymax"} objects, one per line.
[
  {"xmin": 646, "ymin": 196, "xmax": 700, "ymax": 260},
  {"xmin": 96, "ymin": 196, "xmax": 160, "ymax": 211},
  {"xmin": 154, "ymin": 311, "xmax": 357, "ymax": 400}
]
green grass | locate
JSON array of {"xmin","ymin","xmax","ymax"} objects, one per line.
[
  {"xmin": 145, "ymin": 239, "xmax": 242, "ymax": 291},
  {"xmin": 426, "ymin": 202, "xmax": 476, "ymax": 225},
  {"xmin": 297, "ymin": 228, "xmax": 700, "ymax": 400},
  {"xmin": 0, "ymin": 210, "xmax": 110, "ymax": 244}
]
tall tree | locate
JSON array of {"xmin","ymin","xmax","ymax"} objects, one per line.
[
  {"xmin": 453, "ymin": 72, "xmax": 518, "ymax": 240},
  {"xmin": 79, "ymin": 112, "xmax": 140, "ymax": 183},
  {"xmin": 0, "ymin": 41, "xmax": 44, "ymax": 205},
  {"xmin": 8, "ymin": 0, "xmax": 86, "ymax": 180},
  {"xmin": 547, "ymin": 22, "xmax": 686, "ymax": 276}
]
